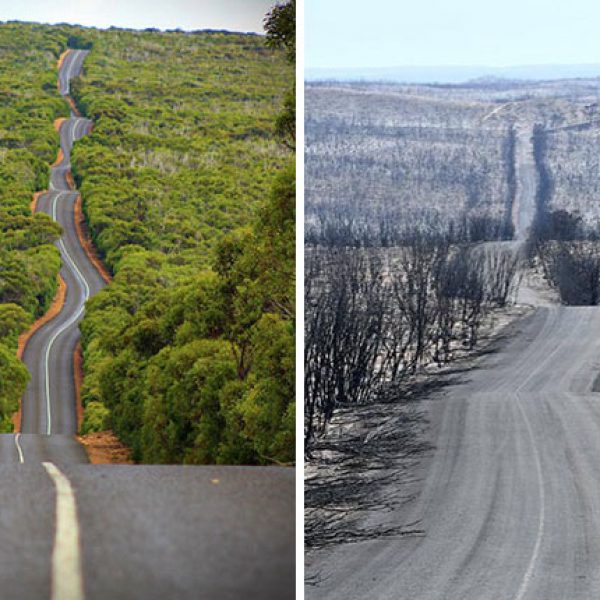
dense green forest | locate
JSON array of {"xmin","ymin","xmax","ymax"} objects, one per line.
[
  {"xmin": 0, "ymin": 23, "xmax": 68, "ymax": 430},
  {"xmin": 0, "ymin": 5, "xmax": 295, "ymax": 459},
  {"xmin": 64, "ymin": 10, "xmax": 295, "ymax": 463}
]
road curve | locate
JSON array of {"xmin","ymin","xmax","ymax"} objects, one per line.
[
  {"xmin": 6, "ymin": 49, "xmax": 294, "ymax": 599},
  {"xmin": 58, "ymin": 50, "xmax": 87, "ymax": 97},
  {"xmin": 21, "ymin": 50, "xmax": 104, "ymax": 439}
]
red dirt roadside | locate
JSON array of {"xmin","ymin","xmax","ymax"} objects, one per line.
[{"xmin": 12, "ymin": 275, "xmax": 67, "ymax": 431}]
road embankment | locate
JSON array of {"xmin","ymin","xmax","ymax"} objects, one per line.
[
  {"xmin": 74, "ymin": 194, "xmax": 112, "ymax": 284},
  {"xmin": 13, "ymin": 275, "xmax": 67, "ymax": 431},
  {"xmin": 30, "ymin": 190, "xmax": 44, "ymax": 213},
  {"xmin": 57, "ymin": 49, "xmax": 69, "ymax": 70},
  {"xmin": 73, "ymin": 341, "xmax": 132, "ymax": 463},
  {"xmin": 77, "ymin": 432, "xmax": 133, "ymax": 464},
  {"xmin": 16, "ymin": 275, "xmax": 67, "ymax": 363},
  {"xmin": 53, "ymin": 117, "xmax": 66, "ymax": 132}
]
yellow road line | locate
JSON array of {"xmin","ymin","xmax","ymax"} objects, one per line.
[{"xmin": 43, "ymin": 462, "xmax": 84, "ymax": 600}]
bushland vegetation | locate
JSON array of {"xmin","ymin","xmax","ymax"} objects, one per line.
[
  {"xmin": 0, "ymin": 22, "xmax": 68, "ymax": 430},
  {"xmin": 62, "ymin": 6, "xmax": 295, "ymax": 463},
  {"xmin": 305, "ymin": 211, "xmax": 513, "ymax": 247},
  {"xmin": 529, "ymin": 121, "xmax": 600, "ymax": 305},
  {"xmin": 304, "ymin": 222, "xmax": 519, "ymax": 550},
  {"xmin": 530, "ymin": 209, "xmax": 600, "ymax": 305},
  {"xmin": 305, "ymin": 84, "xmax": 516, "ymax": 236},
  {"xmin": 69, "ymin": 28, "xmax": 290, "ymax": 270},
  {"xmin": 304, "ymin": 226, "xmax": 519, "ymax": 452},
  {"xmin": 543, "ymin": 125, "xmax": 600, "ymax": 221}
]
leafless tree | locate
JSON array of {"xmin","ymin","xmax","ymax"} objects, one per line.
[{"xmin": 305, "ymin": 228, "xmax": 520, "ymax": 453}]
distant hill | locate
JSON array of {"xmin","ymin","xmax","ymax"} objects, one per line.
[{"xmin": 305, "ymin": 64, "xmax": 600, "ymax": 84}]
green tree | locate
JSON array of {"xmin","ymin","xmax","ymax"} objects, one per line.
[
  {"xmin": 0, "ymin": 344, "xmax": 29, "ymax": 432},
  {"xmin": 0, "ymin": 304, "xmax": 31, "ymax": 348},
  {"xmin": 264, "ymin": 0, "xmax": 295, "ymax": 149},
  {"xmin": 264, "ymin": 0, "xmax": 296, "ymax": 63}
]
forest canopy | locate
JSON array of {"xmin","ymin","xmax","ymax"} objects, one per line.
[
  {"xmin": 0, "ymin": 6, "xmax": 295, "ymax": 461},
  {"xmin": 0, "ymin": 22, "xmax": 69, "ymax": 430},
  {"xmin": 61, "ymin": 11, "xmax": 296, "ymax": 463}
]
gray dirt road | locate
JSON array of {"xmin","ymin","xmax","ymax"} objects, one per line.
[
  {"xmin": 514, "ymin": 127, "xmax": 537, "ymax": 241},
  {"xmin": 11, "ymin": 49, "xmax": 294, "ymax": 599},
  {"xmin": 310, "ymin": 306, "xmax": 600, "ymax": 599}
]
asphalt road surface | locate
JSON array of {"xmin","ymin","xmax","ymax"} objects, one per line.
[
  {"xmin": 22, "ymin": 50, "xmax": 100, "ymax": 436},
  {"xmin": 0, "ymin": 457, "xmax": 294, "ymax": 600},
  {"xmin": 12, "ymin": 50, "xmax": 294, "ymax": 599}
]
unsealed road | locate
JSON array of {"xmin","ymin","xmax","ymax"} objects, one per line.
[
  {"xmin": 310, "ymin": 306, "xmax": 600, "ymax": 599},
  {"xmin": 308, "ymin": 122, "xmax": 600, "ymax": 598}
]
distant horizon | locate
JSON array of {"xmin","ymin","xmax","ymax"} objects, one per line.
[
  {"xmin": 305, "ymin": 63, "xmax": 600, "ymax": 85},
  {"xmin": 0, "ymin": 0, "xmax": 273, "ymax": 34},
  {"xmin": 307, "ymin": 62, "xmax": 600, "ymax": 71},
  {"xmin": 0, "ymin": 18, "xmax": 264, "ymax": 35}
]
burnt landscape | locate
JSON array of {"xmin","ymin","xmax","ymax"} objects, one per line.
[{"xmin": 305, "ymin": 74, "xmax": 600, "ymax": 598}]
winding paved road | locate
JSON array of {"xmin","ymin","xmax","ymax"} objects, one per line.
[
  {"xmin": 10, "ymin": 50, "xmax": 294, "ymax": 599},
  {"xmin": 22, "ymin": 50, "xmax": 101, "ymax": 439}
]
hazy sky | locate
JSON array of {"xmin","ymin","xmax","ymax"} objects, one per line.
[
  {"xmin": 0, "ymin": 0, "xmax": 274, "ymax": 32},
  {"xmin": 306, "ymin": 0, "xmax": 600, "ymax": 69}
]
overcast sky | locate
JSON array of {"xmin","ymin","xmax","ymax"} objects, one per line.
[
  {"xmin": 0, "ymin": 0, "xmax": 274, "ymax": 32},
  {"xmin": 306, "ymin": 0, "xmax": 600, "ymax": 69}
]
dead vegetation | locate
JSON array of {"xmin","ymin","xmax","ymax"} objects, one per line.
[
  {"xmin": 304, "ymin": 234, "xmax": 520, "ymax": 551},
  {"xmin": 306, "ymin": 84, "xmax": 515, "ymax": 235},
  {"xmin": 544, "ymin": 126, "xmax": 600, "ymax": 222},
  {"xmin": 304, "ymin": 76, "xmax": 600, "ymax": 558},
  {"xmin": 305, "ymin": 398, "xmax": 429, "ymax": 551}
]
